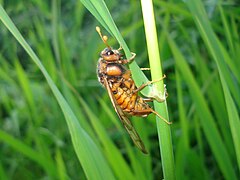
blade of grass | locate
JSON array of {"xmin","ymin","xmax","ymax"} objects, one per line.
[
  {"xmin": 0, "ymin": 5, "xmax": 115, "ymax": 180},
  {"xmin": 0, "ymin": 130, "xmax": 57, "ymax": 177},
  {"xmin": 15, "ymin": 61, "xmax": 37, "ymax": 123},
  {"xmin": 0, "ymin": 163, "xmax": 7, "ymax": 180},
  {"xmin": 140, "ymin": 0, "xmax": 175, "ymax": 179},
  {"xmin": 55, "ymin": 149, "xmax": 69, "ymax": 180},
  {"xmin": 79, "ymin": 97, "xmax": 135, "ymax": 180},
  {"xmin": 185, "ymin": 0, "xmax": 240, "ymax": 172},
  {"xmin": 176, "ymin": 20, "xmax": 235, "ymax": 156},
  {"xmin": 167, "ymin": 34, "xmax": 238, "ymax": 180}
]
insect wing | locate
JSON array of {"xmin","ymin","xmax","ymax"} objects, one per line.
[{"xmin": 103, "ymin": 77, "xmax": 148, "ymax": 154}]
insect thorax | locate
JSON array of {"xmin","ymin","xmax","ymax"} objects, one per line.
[{"xmin": 97, "ymin": 58, "xmax": 126, "ymax": 85}]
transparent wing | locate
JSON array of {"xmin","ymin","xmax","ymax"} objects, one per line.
[{"xmin": 103, "ymin": 77, "xmax": 148, "ymax": 154}]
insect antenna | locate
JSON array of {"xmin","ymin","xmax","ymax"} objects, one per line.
[{"xmin": 96, "ymin": 26, "xmax": 111, "ymax": 49}]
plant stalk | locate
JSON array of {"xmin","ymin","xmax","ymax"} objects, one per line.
[{"xmin": 140, "ymin": 0, "xmax": 175, "ymax": 179}]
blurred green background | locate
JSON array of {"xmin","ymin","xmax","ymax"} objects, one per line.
[{"xmin": 0, "ymin": 0, "xmax": 239, "ymax": 179}]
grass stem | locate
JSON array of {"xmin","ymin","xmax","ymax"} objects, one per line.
[{"xmin": 140, "ymin": 0, "xmax": 175, "ymax": 179}]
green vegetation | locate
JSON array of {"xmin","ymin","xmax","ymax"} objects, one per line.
[{"xmin": 0, "ymin": 0, "xmax": 239, "ymax": 179}]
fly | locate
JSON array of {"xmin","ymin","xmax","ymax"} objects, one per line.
[{"xmin": 96, "ymin": 26, "xmax": 171, "ymax": 154}]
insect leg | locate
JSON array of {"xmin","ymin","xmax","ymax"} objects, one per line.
[
  {"xmin": 118, "ymin": 46, "xmax": 123, "ymax": 51},
  {"xmin": 140, "ymin": 68, "xmax": 151, "ymax": 71},
  {"xmin": 142, "ymin": 97, "xmax": 154, "ymax": 102},
  {"xmin": 126, "ymin": 108, "xmax": 172, "ymax": 125},
  {"xmin": 150, "ymin": 109, "xmax": 172, "ymax": 124},
  {"xmin": 119, "ymin": 52, "xmax": 136, "ymax": 64},
  {"xmin": 133, "ymin": 74, "xmax": 166, "ymax": 93}
]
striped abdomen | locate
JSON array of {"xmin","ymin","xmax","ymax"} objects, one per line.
[{"xmin": 111, "ymin": 81, "xmax": 151, "ymax": 117}]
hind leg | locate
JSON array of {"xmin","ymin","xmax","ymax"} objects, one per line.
[{"xmin": 124, "ymin": 108, "xmax": 172, "ymax": 125}]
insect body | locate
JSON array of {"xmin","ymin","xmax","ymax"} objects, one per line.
[{"xmin": 96, "ymin": 27, "xmax": 171, "ymax": 154}]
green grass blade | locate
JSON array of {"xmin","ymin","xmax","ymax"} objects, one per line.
[
  {"xmin": 185, "ymin": 0, "xmax": 240, "ymax": 172},
  {"xmin": 0, "ymin": 163, "xmax": 7, "ymax": 180},
  {"xmin": 55, "ymin": 149, "xmax": 69, "ymax": 180},
  {"xmin": 167, "ymin": 34, "xmax": 238, "ymax": 180},
  {"xmin": 140, "ymin": 0, "xmax": 175, "ymax": 179},
  {"xmin": 14, "ymin": 61, "xmax": 37, "ymax": 122},
  {"xmin": 0, "ymin": 5, "xmax": 115, "ymax": 180},
  {"xmin": 0, "ymin": 130, "xmax": 57, "ymax": 177},
  {"xmin": 78, "ymin": 96, "xmax": 135, "ymax": 180}
]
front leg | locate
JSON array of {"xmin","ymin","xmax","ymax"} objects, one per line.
[{"xmin": 116, "ymin": 52, "xmax": 136, "ymax": 64}]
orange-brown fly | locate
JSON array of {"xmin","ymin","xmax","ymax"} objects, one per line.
[{"xmin": 96, "ymin": 26, "xmax": 171, "ymax": 154}]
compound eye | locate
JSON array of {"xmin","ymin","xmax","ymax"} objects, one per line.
[{"xmin": 106, "ymin": 49, "xmax": 114, "ymax": 55}]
